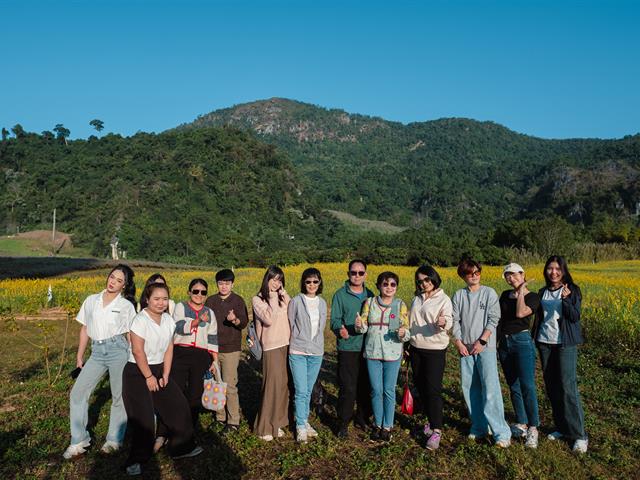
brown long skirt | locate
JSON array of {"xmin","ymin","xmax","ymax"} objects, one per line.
[{"xmin": 253, "ymin": 345, "xmax": 292, "ymax": 437}]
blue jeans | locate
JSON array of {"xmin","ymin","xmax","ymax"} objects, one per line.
[
  {"xmin": 366, "ymin": 358, "xmax": 401, "ymax": 429},
  {"xmin": 288, "ymin": 354, "xmax": 323, "ymax": 428},
  {"xmin": 537, "ymin": 343, "xmax": 586, "ymax": 441},
  {"xmin": 70, "ymin": 335, "xmax": 129, "ymax": 445},
  {"xmin": 498, "ymin": 331, "xmax": 540, "ymax": 427},
  {"xmin": 460, "ymin": 348, "xmax": 511, "ymax": 442}
]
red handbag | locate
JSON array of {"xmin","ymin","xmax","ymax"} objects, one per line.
[{"xmin": 401, "ymin": 366, "xmax": 414, "ymax": 415}]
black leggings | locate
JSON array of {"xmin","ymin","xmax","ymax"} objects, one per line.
[
  {"xmin": 410, "ymin": 346, "xmax": 447, "ymax": 429},
  {"xmin": 122, "ymin": 362, "xmax": 195, "ymax": 466}
]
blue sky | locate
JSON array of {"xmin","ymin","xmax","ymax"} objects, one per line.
[{"xmin": 2, "ymin": 0, "xmax": 638, "ymax": 139}]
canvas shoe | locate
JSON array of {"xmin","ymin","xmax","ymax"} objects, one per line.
[
  {"xmin": 126, "ymin": 463, "xmax": 142, "ymax": 476},
  {"xmin": 296, "ymin": 426, "xmax": 308, "ymax": 443},
  {"xmin": 63, "ymin": 439, "xmax": 91, "ymax": 460},
  {"xmin": 525, "ymin": 427, "xmax": 539, "ymax": 449},
  {"xmin": 510, "ymin": 424, "xmax": 528, "ymax": 439},
  {"xmin": 101, "ymin": 440, "xmax": 121, "ymax": 453},
  {"xmin": 172, "ymin": 445, "xmax": 204, "ymax": 459},
  {"xmin": 277, "ymin": 428, "xmax": 286, "ymax": 438},
  {"xmin": 495, "ymin": 439, "xmax": 511, "ymax": 448},
  {"xmin": 423, "ymin": 423, "xmax": 434, "ymax": 438},
  {"xmin": 380, "ymin": 428, "xmax": 392, "ymax": 442},
  {"xmin": 467, "ymin": 433, "xmax": 486, "ymax": 441},
  {"xmin": 426, "ymin": 431, "xmax": 441, "ymax": 450},
  {"xmin": 573, "ymin": 438, "xmax": 588, "ymax": 454},
  {"xmin": 305, "ymin": 423, "xmax": 318, "ymax": 438},
  {"xmin": 547, "ymin": 431, "xmax": 564, "ymax": 441},
  {"xmin": 258, "ymin": 434, "xmax": 274, "ymax": 441}
]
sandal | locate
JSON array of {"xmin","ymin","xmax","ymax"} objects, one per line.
[{"xmin": 153, "ymin": 436, "xmax": 167, "ymax": 453}]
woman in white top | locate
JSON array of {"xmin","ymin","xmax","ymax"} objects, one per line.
[
  {"xmin": 408, "ymin": 265, "xmax": 452, "ymax": 451},
  {"xmin": 122, "ymin": 282, "xmax": 203, "ymax": 476},
  {"xmin": 287, "ymin": 267, "xmax": 327, "ymax": 442},
  {"xmin": 138, "ymin": 273, "xmax": 176, "ymax": 315},
  {"xmin": 63, "ymin": 265, "xmax": 137, "ymax": 460}
]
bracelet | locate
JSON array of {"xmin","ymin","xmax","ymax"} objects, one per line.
[
  {"xmin": 145, "ymin": 373, "xmax": 154, "ymax": 379},
  {"xmin": 478, "ymin": 339, "xmax": 487, "ymax": 346}
]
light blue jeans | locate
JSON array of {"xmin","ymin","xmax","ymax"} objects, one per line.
[
  {"xmin": 70, "ymin": 335, "xmax": 129, "ymax": 445},
  {"xmin": 460, "ymin": 348, "xmax": 511, "ymax": 442},
  {"xmin": 366, "ymin": 358, "xmax": 402, "ymax": 429},
  {"xmin": 288, "ymin": 354, "xmax": 323, "ymax": 428}
]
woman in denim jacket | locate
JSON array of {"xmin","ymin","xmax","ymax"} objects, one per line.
[{"xmin": 355, "ymin": 271, "xmax": 410, "ymax": 441}]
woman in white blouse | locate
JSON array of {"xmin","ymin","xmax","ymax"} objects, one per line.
[
  {"xmin": 63, "ymin": 265, "xmax": 137, "ymax": 460},
  {"xmin": 122, "ymin": 282, "xmax": 203, "ymax": 476}
]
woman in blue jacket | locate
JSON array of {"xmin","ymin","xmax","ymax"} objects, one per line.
[
  {"xmin": 288, "ymin": 267, "xmax": 327, "ymax": 443},
  {"xmin": 533, "ymin": 255, "xmax": 588, "ymax": 453}
]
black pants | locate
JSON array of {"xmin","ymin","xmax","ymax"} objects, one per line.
[
  {"xmin": 171, "ymin": 346, "xmax": 212, "ymax": 426},
  {"xmin": 410, "ymin": 346, "xmax": 447, "ymax": 429},
  {"xmin": 122, "ymin": 362, "xmax": 195, "ymax": 466},
  {"xmin": 337, "ymin": 350, "xmax": 372, "ymax": 427}
]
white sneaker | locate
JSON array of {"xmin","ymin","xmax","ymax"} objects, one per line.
[
  {"xmin": 525, "ymin": 427, "xmax": 539, "ymax": 449},
  {"xmin": 258, "ymin": 434, "xmax": 274, "ymax": 441},
  {"xmin": 126, "ymin": 463, "xmax": 142, "ymax": 476},
  {"xmin": 510, "ymin": 423, "xmax": 528, "ymax": 439},
  {"xmin": 305, "ymin": 423, "xmax": 318, "ymax": 438},
  {"xmin": 63, "ymin": 439, "xmax": 91, "ymax": 460},
  {"xmin": 495, "ymin": 439, "xmax": 511, "ymax": 448},
  {"xmin": 547, "ymin": 431, "xmax": 564, "ymax": 441},
  {"xmin": 297, "ymin": 427, "xmax": 308, "ymax": 443},
  {"xmin": 468, "ymin": 433, "xmax": 486, "ymax": 440},
  {"xmin": 573, "ymin": 438, "xmax": 588, "ymax": 454},
  {"xmin": 277, "ymin": 428, "xmax": 285, "ymax": 438},
  {"xmin": 101, "ymin": 440, "xmax": 121, "ymax": 453}
]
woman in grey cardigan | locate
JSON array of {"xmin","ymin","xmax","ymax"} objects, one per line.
[{"xmin": 288, "ymin": 267, "xmax": 327, "ymax": 442}]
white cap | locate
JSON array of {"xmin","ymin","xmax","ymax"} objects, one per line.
[{"xmin": 503, "ymin": 262, "xmax": 524, "ymax": 279}]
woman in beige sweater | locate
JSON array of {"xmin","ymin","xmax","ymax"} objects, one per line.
[
  {"xmin": 252, "ymin": 266, "xmax": 292, "ymax": 441},
  {"xmin": 408, "ymin": 265, "xmax": 453, "ymax": 450}
]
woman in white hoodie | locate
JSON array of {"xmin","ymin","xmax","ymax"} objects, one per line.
[{"xmin": 408, "ymin": 265, "xmax": 453, "ymax": 450}]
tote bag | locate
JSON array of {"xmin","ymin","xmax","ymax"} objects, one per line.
[{"xmin": 202, "ymin": 362, "xmax": 227, "ymax": 411}]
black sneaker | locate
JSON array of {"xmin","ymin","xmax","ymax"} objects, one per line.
[
  {"xmin": 222, "ymin": 424, "xmax": 239, "ymax": 435},
  {"xmin": 370, "ymin": 427, "xmax": 381, "ymax": 441},
  {"xmin": 380, "ymin": 429, "xmax": 392, "ymax": 442},
  {"xmin": 337, "ymin": 426, "xmax": 348, "ymax": 439}
]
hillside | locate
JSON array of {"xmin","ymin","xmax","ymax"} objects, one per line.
[{"xmin": 178, "ymin": 98, "xmax": 640, "ymax": 229}]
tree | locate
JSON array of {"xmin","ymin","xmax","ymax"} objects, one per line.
[
  {"xmin": 41, "ymin": 130, "xmax": 55, "ymax": 141},
  {"xmin": 11, "ymin": 124, "xmax": 25, "ymax": 139},
  {"xmin": 1, "ymin": 127, "xmax": 8, "ymax": 141},
  {"xmin": 89, "ymin": 119, "xmax": 104, "ymax": 133},
  {"xmin": 53, "ymin": 124, "xmax": 70, "ymax": 145}
]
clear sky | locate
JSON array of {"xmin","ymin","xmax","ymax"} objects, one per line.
[{"xmin": 2, "ymin": 0, "xmax": 638, "ymax": 140}]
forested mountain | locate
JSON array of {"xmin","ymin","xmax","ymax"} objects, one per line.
[
  {"xmin": 1, "ymin": 99, "xmax": 639, "ymax": 266},
  {"xmin": 179, "ymin": 98, "xmax": 640, "ymax": 233}
]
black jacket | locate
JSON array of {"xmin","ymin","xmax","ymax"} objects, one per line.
[{"xmin": 532, "ymin": 283, "xmax": 584, "ymax": 347}]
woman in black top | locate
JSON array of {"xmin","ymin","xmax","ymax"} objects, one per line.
[{"xmin": 498, "ymin": 263, "xmax": 541, "ymax": 448}]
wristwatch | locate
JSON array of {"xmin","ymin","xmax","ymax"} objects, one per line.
[{"xmin": 478, "ymin": 339, "xmax": 487, "ymax": 346}]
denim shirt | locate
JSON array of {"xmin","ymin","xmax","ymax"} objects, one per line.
[{"xmin": 356, "ymin": 296, "xmax": 409, "ymax": 361}]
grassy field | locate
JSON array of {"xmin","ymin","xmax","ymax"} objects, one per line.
[{"xmin": 1, "ymin": 262, "xmax": 639, "ymax": 479}]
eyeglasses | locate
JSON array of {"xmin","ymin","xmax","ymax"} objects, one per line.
[
  {"xmin": 466, "ymin": 270, "xmax": 481, "ymax": 278},
  {"xmin": 349, "ymin": 271, "xmax": 366, "ymax": 277},
  {"xmin": 191, "ymin": 289, "xmax": 208, "ymax": 296},
  {"xmin": 416, "ymin": 278, "xmax": 431, "ymax": 284},
  {"xmin": 305, "ymin": 280, "xmax": 320, "ymax": 285},
  {"xmin": 381, "ymin": 282, "xmax": 397, "ymax": 288}
]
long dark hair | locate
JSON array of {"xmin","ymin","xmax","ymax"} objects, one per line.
[
  {"xmin": 543, "ymin": 255, "xmax": 574, "ymax": 287},
  {"xmin": 108, "ymin": 264, "xmax": 136, "ymax": 308},
  {"xmin": 140, "ymin": 273, "xmax": 169, "ymax": 311},
  {"xmin": 258, "ymin": 265, "xmax": 286, "ymax": 306}
]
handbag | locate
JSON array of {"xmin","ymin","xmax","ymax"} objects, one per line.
[
  {"xmin": 247, "ymin": 309, "xmax": 263, "ymax": 361},
  {"xmin": 401, "ymin": 364, "xmax": 414, "ymax": 415},
  {"xmin": 201, "ymin": 361, "xmax": 227, "ymax": 411}
]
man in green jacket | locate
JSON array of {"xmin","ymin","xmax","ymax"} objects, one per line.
[{"xmin": 330, "ymin": 259, "xmax": 374, "ymax": 437}]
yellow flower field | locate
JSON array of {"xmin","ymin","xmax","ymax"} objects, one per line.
[{"xmin": 1, "ymin": 261, "xmax": 639, "ymax": 348}]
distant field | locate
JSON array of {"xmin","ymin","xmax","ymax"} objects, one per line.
[
  {"xmin": 326, "ymin": 209, "xmax": 408, "ymax": 234},
  {"xmin": 0, "ymin": 230, "xmax": 85, "ymax": 257},
  {"xmin": 1, "ymin": 261, "xmax": 639, "ymax": 479}
]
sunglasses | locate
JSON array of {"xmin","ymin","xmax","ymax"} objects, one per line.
[
  {"xmin": 466, "ymin": 270, "xmax": 481, "ymax": 278},
  {"xmin": 191, "ymin": 289, "xmax": 208, "ymax": 296},
  {"xmin": 416, "ymin": 278, "xmax": 431, "ymax": 284},
  {"xmin": 381, "ymin": 282, "xmax": 397, "ymax": 288},
  {"xmin": 305, "ymin": 280, "xmax": 320, "ymax": 285},
  {"xmin": 349, "ymin": 270, "xmax": 366, "ymax": 277}
]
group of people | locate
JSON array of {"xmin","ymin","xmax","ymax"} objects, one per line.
[{"xmin": 63, "ymin": 255, "xmax": 588, "ymax": 476}]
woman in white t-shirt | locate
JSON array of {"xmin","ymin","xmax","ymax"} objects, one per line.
[
  {"xmin": 287, "ymin": 267, "xmax": 327, "ymax": 442},
  {"xmin": 138, "ymin": 273, "xmax": 176, "ymax": 315},
  {"xmin": 63, "ymin": 265, "xmax": 137, "ymax": 460},
  {"xmin": 121, "ymin": 282, "xmax": 203, "ymax": 476}
]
